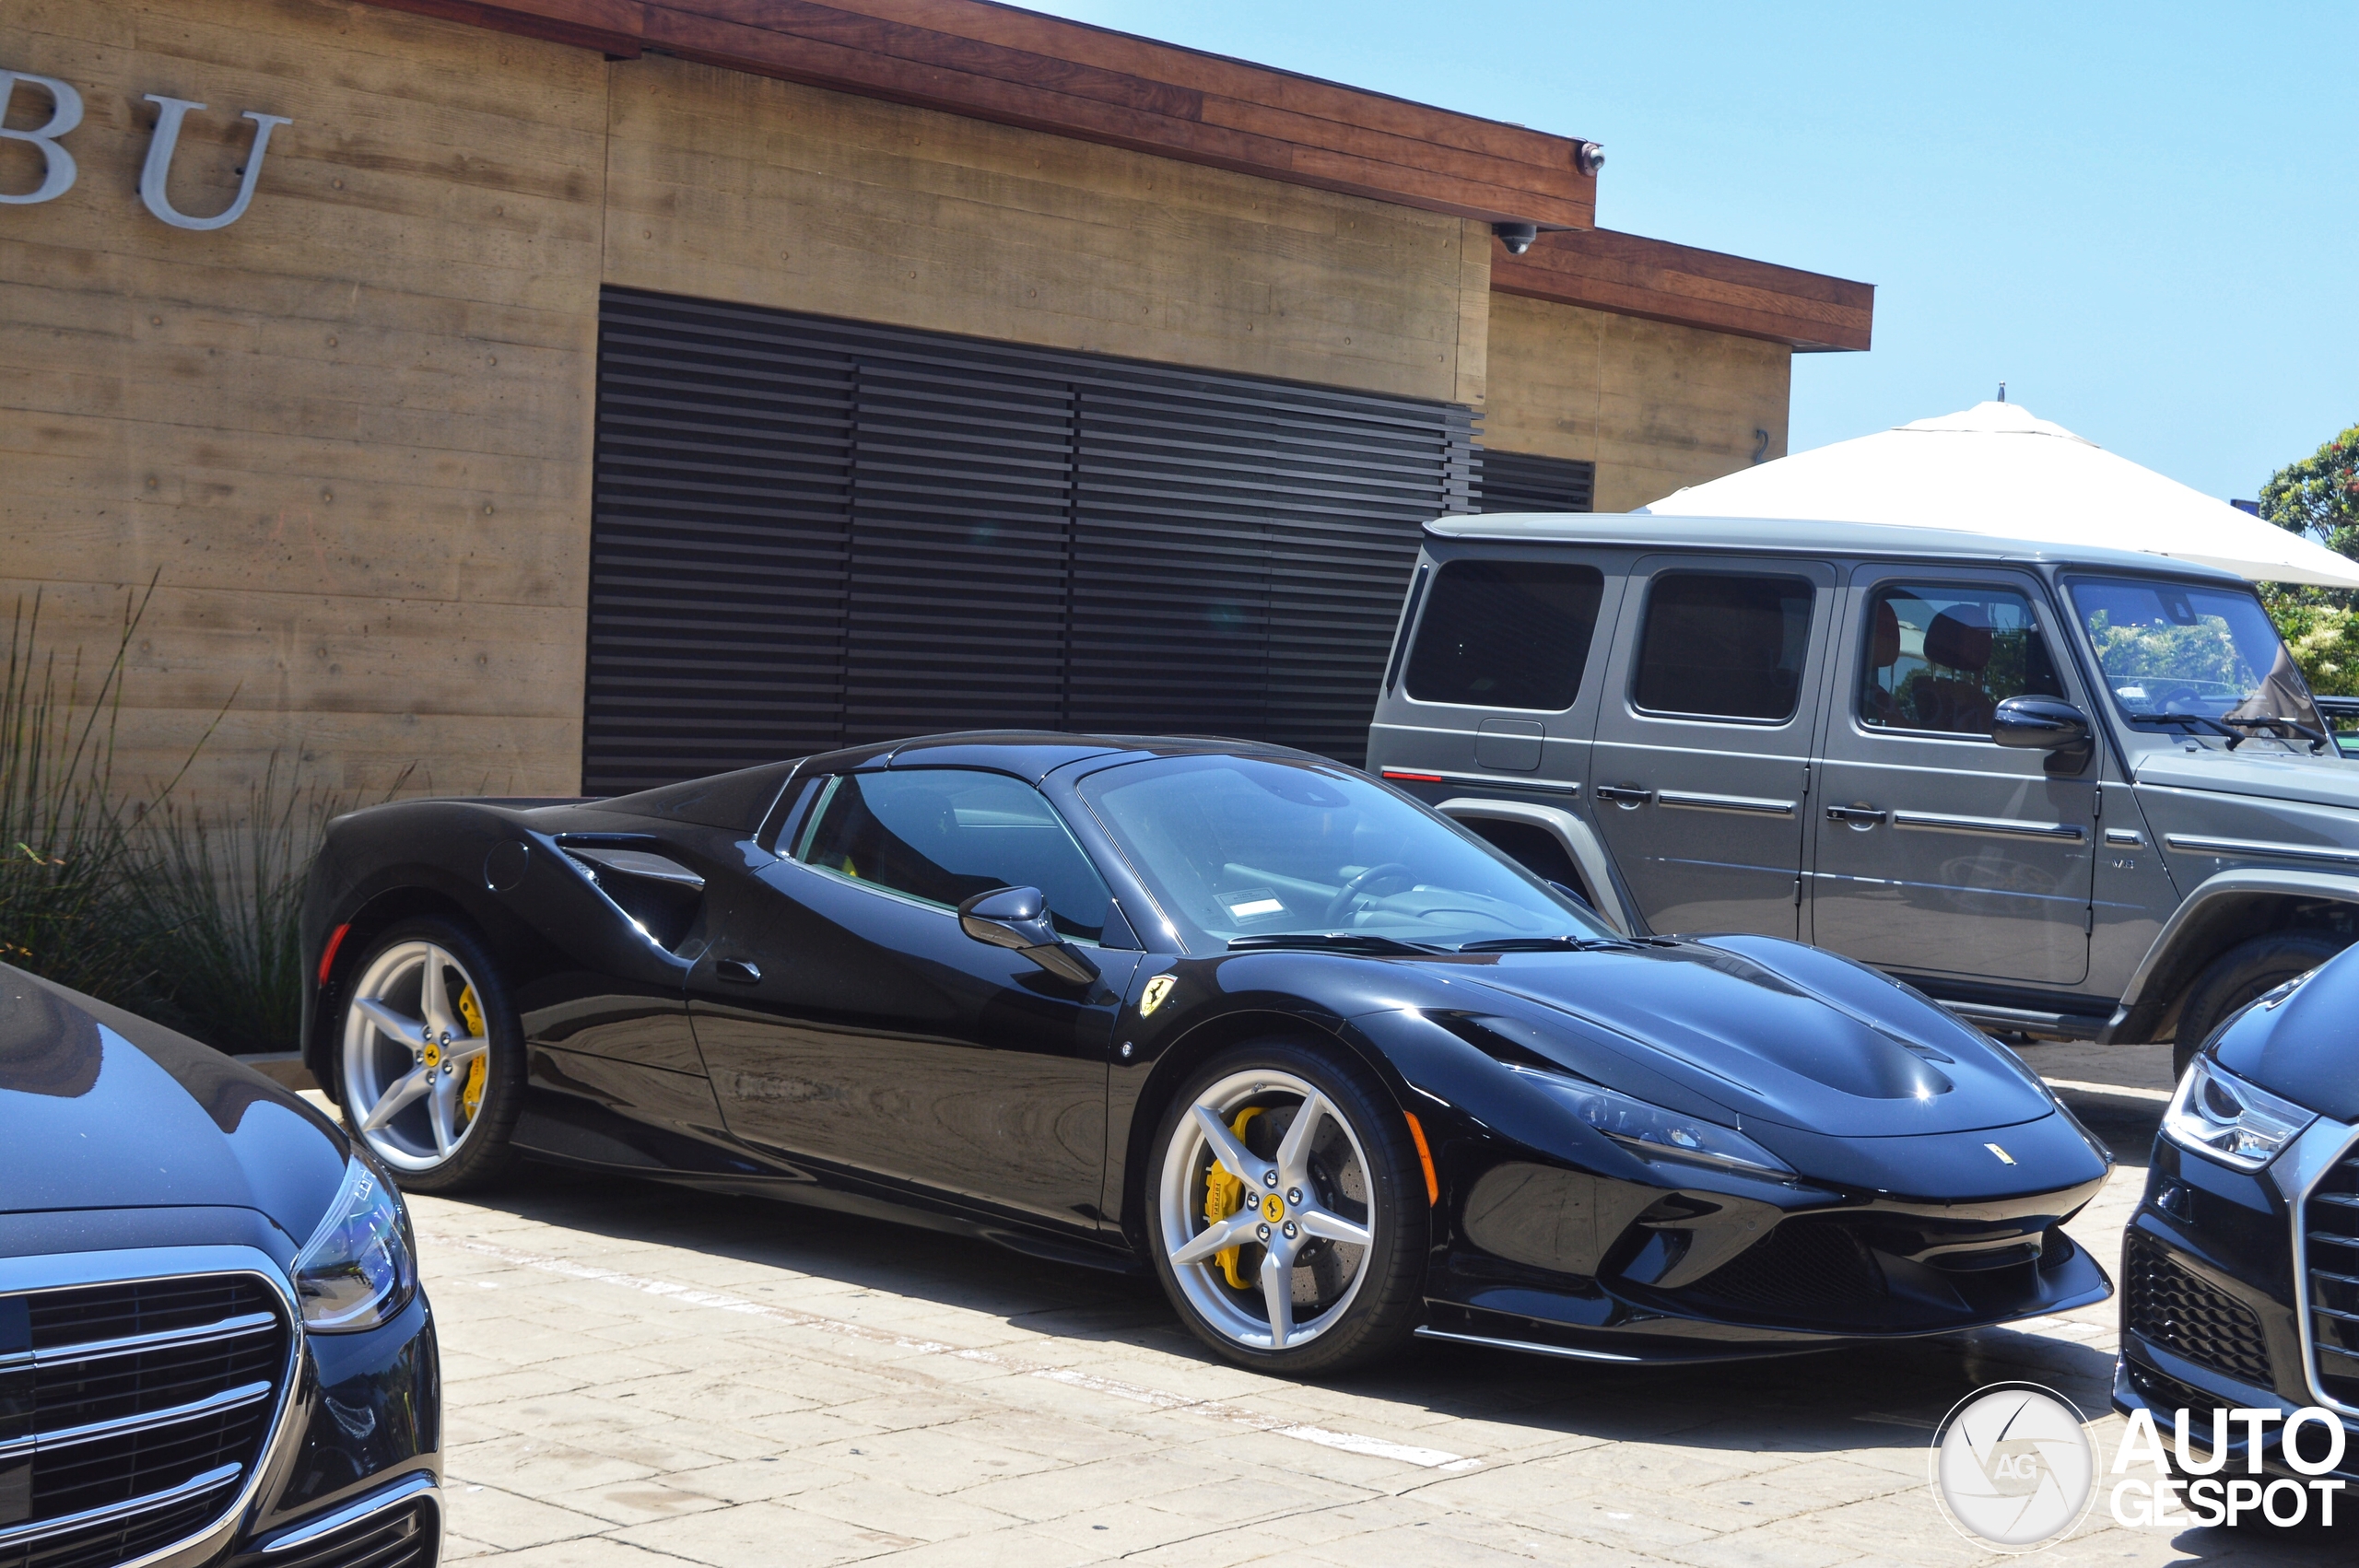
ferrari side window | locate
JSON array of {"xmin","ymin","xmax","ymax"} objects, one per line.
[{"xmin": 798, "ymin": 769, "xmax": 1113, "ymax": 942}]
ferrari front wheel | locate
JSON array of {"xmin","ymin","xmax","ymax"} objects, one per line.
[
  {"xmin": 1146, "ymin": 1041, "xmax": 1427, "ymax": 1375},
  {"xmin": 335, "ymin": 916, "xmax": 522, "ymax": 1193}
]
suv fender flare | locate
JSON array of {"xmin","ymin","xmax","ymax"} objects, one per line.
[
  {"xmin": 2102, "ymin": 868, "xmax": 2359, "ymax": 1043},
  {"xmin": 1435, "ymin": 796, "xmax": 1639, "ymax": 937}
]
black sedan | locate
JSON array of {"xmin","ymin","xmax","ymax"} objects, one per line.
[
  {"xmin": 1, "ymin": 965, "xmax": 439, "ymax": 1568},
  {"xmin": 299, "ymin": 731, "xmax": 2111, "ymax": 1373},
  {"xmin": 2116, "ymin": 942, "xmax": 2359, "ymax": 1480}
]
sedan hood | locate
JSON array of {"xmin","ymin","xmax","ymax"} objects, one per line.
[
  {"xmin": 1437, "ymin": 935, "xmax": 2058, "ymax": 1137},
  {"xmin": 0, "ymin": 965, "xmax": 350, "ymax": 1241},
  {"xmin": 2212, "ymin": 946, "xmax": 2359, "ymax": 1123},
  {"xmin": 2132, "ymin": 744, "xmax": 2359, "ymax": 816}
]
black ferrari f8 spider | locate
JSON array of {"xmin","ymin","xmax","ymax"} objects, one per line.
[{"xmin": 300, "ymin": 732, "xmax": 2111, "ymax": 1372}]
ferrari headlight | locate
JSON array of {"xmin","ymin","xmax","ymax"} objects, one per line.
[
  {"xmin": 1514, "ymin": 1066, "xmax": 1794, "ymax": 1179},
  {"xmin": 292, "ymin": 1155, "xmax": 417, "ymax": 1332},
  {"xmin": 2163, "ymin": 1056, "xmax": 2313, "ymax": 1172}
]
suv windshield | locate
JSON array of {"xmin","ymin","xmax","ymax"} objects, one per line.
[
  {"xmin": 1076, "ymin": 755, "xmax": 1607, "ymax": 953},
  {"xmin": 2067, "ymin": 576, "xmax": 2325, "ymax": 744}
]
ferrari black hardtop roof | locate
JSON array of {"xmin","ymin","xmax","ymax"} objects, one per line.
[{"xmin": 587, "ymin": 731, "xmax": 1331, "ymax": 831}]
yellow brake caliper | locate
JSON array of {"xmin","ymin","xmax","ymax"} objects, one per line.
[
  {"xmin": 1202, "ymin": 1106, "xmax": 1264, "ymax": 1291},
  {"xmin": 457, "ymin": 986, "xmax": 487, "ymax": 1122}
]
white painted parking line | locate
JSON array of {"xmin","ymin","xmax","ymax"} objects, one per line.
[
  {"xmin": 2041, "ymin": 1077, "xmax": 2172, "ymax": 1104},
  {"xmin": 427, "ymin": 1233, "xmax": 1482, "ymax": 1471}
]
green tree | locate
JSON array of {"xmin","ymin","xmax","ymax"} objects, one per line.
[
  {"xmin": 2257, "ymin": 425, "xmax": 2359, "ymax": 701},
  {"xmin": 2260, "ymin": 584, "xmax": 2359, "ymax": 697},
  {"xmin": 2260, "ymin": 423, "xmax": 2359, "ymax": 559}
]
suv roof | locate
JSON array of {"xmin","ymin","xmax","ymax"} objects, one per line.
[{"xmin": 1426, "ymin": 512, "xmax": 2247, "ymax": 584}]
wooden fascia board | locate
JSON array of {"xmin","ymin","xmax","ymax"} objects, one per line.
[
  {"xmin": 356, "ymin": 0, "xmax": 1594, "ymax": 228},
  {"xmin": 1491, "ymin": 228, "xmax": 1875, "ymax": 352}
]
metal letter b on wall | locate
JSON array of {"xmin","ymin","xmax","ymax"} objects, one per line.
[
  {"xmin": 0, "ymin": 70, "xmax": 84, "ymax": 204},
  {"xmin": 139, "ymin": 95, "xmax": 291, "ymax": 230}
]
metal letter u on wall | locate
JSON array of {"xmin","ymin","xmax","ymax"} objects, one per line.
[
  {"xmin": 139, "ymin": 95, "xmax": 292, "ymax": 230},
  {"xmin": 0, "ymin": 69, "xmax": 84, "ymax": 204}
]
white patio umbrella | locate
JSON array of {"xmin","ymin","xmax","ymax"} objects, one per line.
[{"xmin": 1640, "ymin": 400, "xmax": 2359, "ymax": 590}]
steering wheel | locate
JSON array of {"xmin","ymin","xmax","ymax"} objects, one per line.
[
  {"xmin": 2153, "ymin": 684, "xmax": 2205, "ymax": 711},
  {"xmin": 1322, "ymin": 862, "xmax": 1414, "ymax": 925}
]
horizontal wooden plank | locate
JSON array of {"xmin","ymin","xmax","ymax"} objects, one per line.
[
  {"xmin": 601, "ymin": 56, "xmax": 1476, "ymax": 403},
  {"xmin": 1491, "ymin": 228, "xmax": 1874, "ymax": 352},
  {"xmin": 358, "ymin": 0, "xmax": 1596, "ymax": 228}
]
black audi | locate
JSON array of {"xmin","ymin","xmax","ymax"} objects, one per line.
[
  {"xmin": 299, "ymin": 731, "xmax": 2110, "ymax": 1372},
  {"xmin": 2116, "ymin": 942, "xmax": 2359, "ymax": 1480},
  {"xmin": 1, "ymin": 965, "xmax": 439, "ymax": 1568}
]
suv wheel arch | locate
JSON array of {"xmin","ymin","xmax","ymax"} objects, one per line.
[
  {"xmin": 2103, "ymin": 870, "xmax": 2359, "ymax": 1047},
  {"xmin": 1435, "ymin": 798, "xmax": 1637, "ymax": 937}
]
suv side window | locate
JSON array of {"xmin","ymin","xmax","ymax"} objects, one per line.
[
  {"xmin": 1404, "ymin": 559, "xmax": 1604, "ymax": 711},
  {"xmin": 797, "ymin": 769, "xmax": 1112, "ymax": 940},
  {"xmin": 1859, "ymin": 583, "xmax": 2063, "ymax": 736},
  {"xmin": 1631, "ymin": 572, "xmax": 1814, "ymax": 722}
]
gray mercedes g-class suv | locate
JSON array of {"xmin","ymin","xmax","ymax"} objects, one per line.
[{"xmin": 1367, "ymin": 514, "xmax": 2353, "ymax": 1073}]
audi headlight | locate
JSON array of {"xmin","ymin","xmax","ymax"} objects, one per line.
[
  {"xmin": 2164, "ymin": 1056, "xmax": 2314, "ymax": 1172},
  {"xmin": 292, "ymin": 1155, "xmax": 417, "ymax": 1332},
  {"xmin": 1513, "ymin": 1066, "xmax": 1794, "ymax": 1179}
]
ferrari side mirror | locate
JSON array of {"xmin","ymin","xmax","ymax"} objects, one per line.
[
  {"xmin": 958, "ymin": 886, "xmax": 1099, "ymax": 986},
  {"xmin": 1992, "ymin": 696, "xmax": 2095, "ymax": 775}
]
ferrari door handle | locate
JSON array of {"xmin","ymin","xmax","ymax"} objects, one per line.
[
  {"xmin": 1594, "ymin": 785, "xmax": 1652, "ymax": 807},
  {"xmin": 1825, "ymin": 804, "xmax": 1886, "ymax": 826},
  {"xmin": 714, "ymin": 958, "xmax": 762, "ymax": 985}
]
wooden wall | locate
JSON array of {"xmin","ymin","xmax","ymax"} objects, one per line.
[
  {"xmin": 599, "ymin": 54, "xmax": 1490, "ymax": 408},
  {"xmin": 3, "ymin": 0, "xmax": 1802, "ymax": 806},
  {"xmin": 1480, "ymin": 290, "xmax": 1792, "ymax": 514},
  {"xmin": 1, "ymin": 0, "xmax": 607, "ymax": 800}
]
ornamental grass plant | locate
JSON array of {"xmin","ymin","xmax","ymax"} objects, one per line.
[
  {"xmin": 2, "ymin": 587, "xmax": 393, "ymax": 1055},
  {"xmin": 0, "ymin": 590, "xmax": 160, "ymax": 1008}
]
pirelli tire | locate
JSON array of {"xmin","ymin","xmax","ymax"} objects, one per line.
[
  {"xmin": 1144, "ymin": 1039, "xmax": 1428, "ymax": 1375},
  {"xmin": 334, "ymin": 915, "xmax": 526, "ymax": 1193}
]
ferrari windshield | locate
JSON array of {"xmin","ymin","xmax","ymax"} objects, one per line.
[
  {"xmin": 1075, "ymin": 754, "xmax": 1607, "ymax": 952},
  {"xmin": 2068, "ymin": 576, "xmax": 2324, "ymax": 742}
]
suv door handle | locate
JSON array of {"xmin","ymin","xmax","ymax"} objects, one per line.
[
  {"xmin": 1595, "ymin": 785, "xmax": 1652, "ymax": 808},
  {"xmin": 715, "ymin": 958, "xmax": 763, "ymax": 985},
  {"xmin": 1825, "ymin": 804, "xmax": 1886, "ymax": 827}
]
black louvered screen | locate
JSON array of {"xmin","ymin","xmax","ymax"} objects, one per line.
[
  {"xmin": 1475, "ymin": 448, "xmax": 1595, "ymax": 513},
  {"xmin": 586, "ymin": 287, "xmax": 1476, "ymax": 791}
]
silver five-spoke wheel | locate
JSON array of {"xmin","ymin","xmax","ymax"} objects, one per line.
[
  {"xmin": 1157, "ymin": 1067, "xmax": 1377, "ymax": 1353},
  {"xmin": 341, "ymin": 939, "xmax": 494, "ymax": 1173}
]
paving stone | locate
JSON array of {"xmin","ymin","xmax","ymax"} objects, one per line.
[{"xmin": 401, "ymin": 1060, "xmax": 2219, "ymax": 1565}]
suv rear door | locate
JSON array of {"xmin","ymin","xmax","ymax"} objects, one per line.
[
  {"xmin": 1588, "ymin": 556, "xmax": 1837, "ymax": 937},
  {"xmin": 1808, "ymin": 567, "xmax": 2096, "ymax": 986}
]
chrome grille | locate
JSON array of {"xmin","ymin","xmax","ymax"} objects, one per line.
[
  {"xmin": 2306, "ymin": 1146, "xmax": 2359, "ymax": 1407},
  {"xmin": 269, "ymin": 1504, "xmax": 437, "ymax": 1568},
  {"xmin": 1, "ymin": 1273, "xmax": 291, "ymax": 1568}
]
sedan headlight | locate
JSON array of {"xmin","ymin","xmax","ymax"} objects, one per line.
[
  {"xmin": 292, "ymin": 1155, "xmax": 417, "ymax": 1332},
  {"xmin": 1513, "ymin": 1066, "xmax": 1794, "ymax": 1179},
  {"xmin": 2163, "ymin": 1056, "xmax": 2314, "ymax": 1172}
]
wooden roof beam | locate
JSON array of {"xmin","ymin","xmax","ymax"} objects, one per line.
[
  {"xmin": 1491, "ymin": 227, "xmax": 1875, "ymax": 352},
  {"xmin": 358, "ymin": 0, "xmax": 1595, "ymax": 228}
]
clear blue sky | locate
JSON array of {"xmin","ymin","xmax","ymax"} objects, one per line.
[{"xmin": 1028, "ymin": 1, "xmax": 2357, "ymax": 502}]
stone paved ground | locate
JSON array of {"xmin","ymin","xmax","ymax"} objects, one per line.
[{"xmin": 363, "ymin": 1041, "xmax": 2344, "ymax": 1566}]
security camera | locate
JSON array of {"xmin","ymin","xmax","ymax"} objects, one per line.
[
  {"xmin": 1575, "ymin": 141, "xmax": 1605, "ymax": 177},
  {"xmin": 1493, "ymin": 221, "xmax": 1538, "ymax": 255}
]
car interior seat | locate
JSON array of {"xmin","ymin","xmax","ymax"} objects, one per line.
[{"xmin": 1915, "ymin": 608, "xmax": 1997, "ymax": 732}]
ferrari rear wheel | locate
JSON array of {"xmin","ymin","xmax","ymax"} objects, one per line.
[
  {"xmin": 336, "ymin": 917, "xmax": 522, "ymax": 1193},
  {"xmin": 1147, "ymin": 1041, "xmax": 1426, "ymax": 1375}
]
